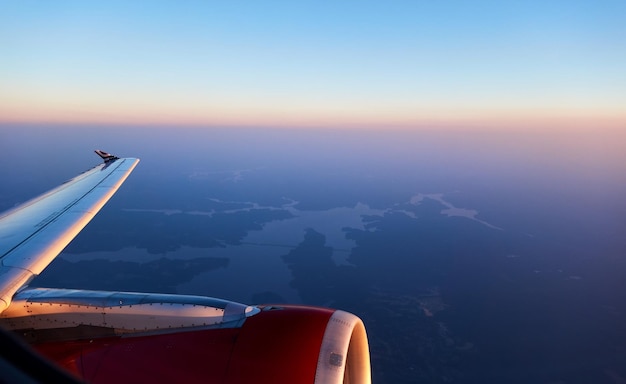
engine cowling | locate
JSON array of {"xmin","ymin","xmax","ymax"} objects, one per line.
[{"xmin": 29, "ymin": 304, "xmax": 370, "ymax": 383}]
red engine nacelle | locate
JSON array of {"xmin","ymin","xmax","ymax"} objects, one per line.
[{"xmin": 34, "ymin": 305, "xmax": 371, "ymax": 384}]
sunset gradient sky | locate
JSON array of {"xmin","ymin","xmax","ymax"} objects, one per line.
[{"xmin": 1, "ymin": 0, "xmax": 625, "ymax": 131}]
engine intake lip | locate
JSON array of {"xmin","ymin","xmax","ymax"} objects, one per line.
[{"xmin": 314, "ymin": 310, "xmax": 371, "ymax": 384}]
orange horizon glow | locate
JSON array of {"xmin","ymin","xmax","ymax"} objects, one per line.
[
  {"xmin": 1, "ymin": 106, "xmax": 624, "ymax": 133},
  {"xmin": 1, "ymin": 95, "xmax": 625, "ymax": 133}
]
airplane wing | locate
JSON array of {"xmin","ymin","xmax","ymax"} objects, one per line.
[
  {"xmin": 0, "ymin": 151, "xmax": 371, "ymax": 384},
  {"xmin": 0, "ymin": 151, "xmax": 139, "ymax": 312}
]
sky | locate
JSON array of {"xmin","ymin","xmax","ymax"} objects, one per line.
[{"xmin": 1, "ymin": 0, "xmax": 625, "ymax": 131}]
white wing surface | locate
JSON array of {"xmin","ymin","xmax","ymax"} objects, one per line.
[{"xmin": 0, "ymin": 152, "xmax": 139, "ymax": 312}]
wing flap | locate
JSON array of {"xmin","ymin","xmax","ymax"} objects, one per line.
[{"xmin": 0, "ymin": 156, "xmax": 139, "ymax": 312}]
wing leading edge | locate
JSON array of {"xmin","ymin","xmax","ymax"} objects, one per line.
[{"xmin": 0, "ymin": 151, "xmax": 139, "ymax": 312}]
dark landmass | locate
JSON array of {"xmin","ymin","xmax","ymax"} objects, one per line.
[
  {"xmin": 281, "ymin": 229, "xmax": 367, "ymax": 306},
  {"xmin": 65, "ymin": 208, "xmax": 294, "ymax": 254},
  {"xmin": 33, "ymin": 257, "xmax": 229, "ymax": 293},
  {"xmin": 344, "ymin": 199, "xmax": 626, "ymax": 383}
]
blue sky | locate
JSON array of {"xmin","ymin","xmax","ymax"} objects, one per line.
[{"xmin": 1, "ymin": 0, "xmax": 625, "ymax": 130}]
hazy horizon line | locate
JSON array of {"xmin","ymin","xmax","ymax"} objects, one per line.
[{"xmin": 1, "ymin": 115, "xmax": 624, "ymax": 134}]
